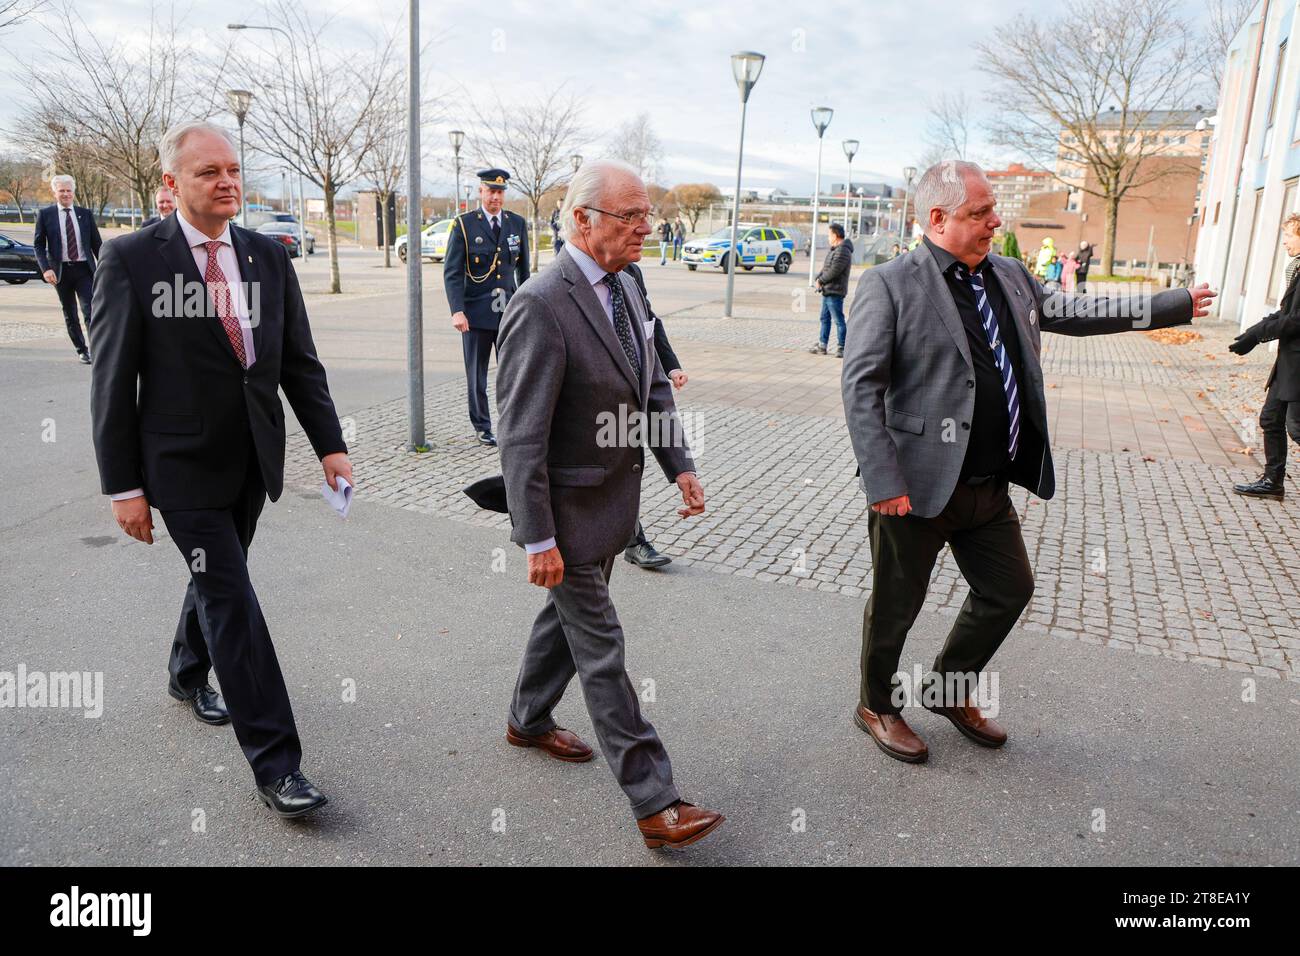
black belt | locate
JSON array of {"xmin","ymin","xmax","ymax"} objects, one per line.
[{"xmin": 963, "ymin": 473, "xmax": 1002, "ymax": 487}]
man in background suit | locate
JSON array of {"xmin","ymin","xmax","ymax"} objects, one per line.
[
  {"xmin": 90, "ymin": 120, "xmax": 353, "ymax": 819},
  {"xmin": 1229, "ymin": 212, "xmax": 1300, "ymax": 500},
  {"xmin": 140, "ymin": 185, "xmax": 176, "ymax": 228},
  {"xmin": 496, "ymin": 159, "xmax": 723, "ymax": 850},
  {"xmin": 33, "ymin": 175, "xmax": 102, "ymax": 364},
  {"xmin": 443, "ymin": 168, "xmax": 530, "ymax": 446},
  {"xmin": 841, "ymin": 160, "xmax": 1215, "ymax": 764}
]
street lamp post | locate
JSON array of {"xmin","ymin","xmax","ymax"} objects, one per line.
[
  {"xmin": 405, "ymin": 0, "xmax": 424, "ymax": 450},
  {"xmin": 899, "ymin": 165, "xmax": 917, "ymax": 251},
  {"xmin": 227, "ymin": 24, "xmax": 306, "ymax": 260},
  {"xmin": 449, "ymin": 130, "xmax": 464, "ymax": 215},
  {"xmin": 842, "ymin": 139, "xmax": 858, "ymax": 236},
  {"xmin": 807, "ymin": 106, "xmax": 833, "ymax": 286},
  {"xmin": 225, "ymin": 90, "xmax": 253, "ymax": 225},
  {"xmin": 723, "ymin": 51, "xmax": 764, "ymax": 320},
  {"xmin": 571, "ymin": 154, "xmax": 582, "ymax": 174}
]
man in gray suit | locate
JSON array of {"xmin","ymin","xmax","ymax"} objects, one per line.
[
  {"xmin": 841, "ymin": 160, "xmax": 1216, "ymax": 763},
  {"xmin": 495, "ymin": 159, "xmax": 724, "ymax": 850}
]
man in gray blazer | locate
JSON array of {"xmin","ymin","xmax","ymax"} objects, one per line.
[
  {"xmin": 495, "ymin": 159, "xmax": 724, "ymax": 850},
  {"xmin": 841, "ymin": 160, "xmax": 1216, "ymax": 763}
]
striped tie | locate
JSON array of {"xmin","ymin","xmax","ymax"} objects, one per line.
[{"xmin": 956, "ymin": 263, "xmax": 1019, "ymax": 460}]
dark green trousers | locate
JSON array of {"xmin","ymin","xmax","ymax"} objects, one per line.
[{"xmin": 861, "ymin": 479, "xmax": 1035, "ymax": 714}]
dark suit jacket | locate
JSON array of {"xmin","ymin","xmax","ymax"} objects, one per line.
[
  {"xmin": 496, "ymin": 247, "xmax": 692, "ymax": 565},
  {"xmin": 89, "ymin": 215, "xmax": 346, "ymax": 510},
  {"xmin": 442, "ymin": 208, "xmax": 530, "ymax": 332},
  {"xmin": 1254, "ymin": 272, "xmax": 1300, "ymax": 402},
  {"xmin": 623, "ymin": 261, "xmax": 682, "ymax": 373},
  {"xmin": 33, "ymin": 204, "xmax": 102, "ymax": 280}
]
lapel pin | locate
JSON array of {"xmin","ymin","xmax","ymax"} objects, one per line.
[{"xmin": 247, "ymin": 255, "xmax": 253, "ymax": 263}]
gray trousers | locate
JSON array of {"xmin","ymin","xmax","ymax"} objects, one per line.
[{"xmin": 509, "ymin": 553, "xmax": 680, "ymax": 819}]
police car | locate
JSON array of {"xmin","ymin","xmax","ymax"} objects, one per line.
[
  {"xmin": 681, "ymin": 224, "xmax": 795, "ymax": 274},
  {"xmin": 396, "ymin": 218, "xmax": 454, "ymax": 262}
]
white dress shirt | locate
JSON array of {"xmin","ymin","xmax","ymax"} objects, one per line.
[
  {"xmin": 480, "ymin": 205, "xmax": 500, "ymax": 235},
  {"xmin": 57, "ymin": 203, "xmax": 84, "ymax": 263},
  {"xmin": 109, "ymin": 212, "xmax": 259, "ymax": 503}
]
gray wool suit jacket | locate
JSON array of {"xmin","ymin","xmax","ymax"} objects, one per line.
[
  {"xmin": 841, "ymin": 241, "xmax": 1193, "ymax": 518},
  {"xmin": 496, "ymin": 246, "xmax": 694, "ymax": 566}
]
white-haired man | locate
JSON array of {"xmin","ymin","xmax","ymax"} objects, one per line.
[
  {"xmin": 90, "ymin": 120, "xmax": 353, "ymax": 819},
  {"xmin": 33, "ymin": 175, "xmax": 102, "ymax": 364},
  {"xmin": 841, "ymin": 160, "xmax": 1217, "ymax": 764},
  {"xmin": 494, "ymin": 159, "xmax": 723, "ymax": 849}
]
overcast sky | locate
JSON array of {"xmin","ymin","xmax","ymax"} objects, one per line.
[{"xmin": 0, "ymin": 0, "xmax": 1217, "ymax": 199}]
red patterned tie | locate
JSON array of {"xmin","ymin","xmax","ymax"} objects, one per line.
[{"xmin": 202, "ymin": 240, "xmax": 247, "ymax": 367}]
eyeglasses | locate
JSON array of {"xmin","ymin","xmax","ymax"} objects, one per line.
[{"xmin": 582, "ymin": 206, "xmax": 653, "ymax": 226}]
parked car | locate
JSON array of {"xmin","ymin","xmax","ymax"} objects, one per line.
[
  {"xmin": 256, "ymin": 221, "xmax": 314, "ymax": 255},
  {"xmin": 395, "ymin": 219, "xmax": 454, "ymax": 262},
  {"xmin": 255, "ymin": 223, "xmax": 302, "ymax": 258},
  {"xmin": 681, "ymin": 224, "xmax": 795, "ymax": 274},
  {"xmin": 0, "ymin": 232, "xmax": 41, "ymax": 284}
]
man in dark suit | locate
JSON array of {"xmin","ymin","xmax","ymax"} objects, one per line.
[
  {"xmin": 496, "ymin": 159, "xmax": 723, "ymax": 850},
  {"xmin": 1229, "ymin": 213, "xmax": 1300, "ymax": 500},
  {"xmin": 33, "ymin": 175, "xmax": 102, "ymax": 364},
  {"xmin": 90, "ymin": 120, "xmax": 352, "ymax": 819},
  {"xmin": 443, "ymin": 168, "xmax": 530, "ymax": 446},
  {"xmin": 140, "ymin": 185, "xmax": 176, "ymax": 229},
  {"xmin": 621, "ymin": 259, "xmax": 689, "ymax": 569},
  {"xmin": 841, "ymin": 160, "xmax": 1215, "ymax": 764}
]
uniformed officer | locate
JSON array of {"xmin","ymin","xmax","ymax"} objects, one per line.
[{"xmin": 444, "ymin": 167, "xmax": 531, "ymax": 446}]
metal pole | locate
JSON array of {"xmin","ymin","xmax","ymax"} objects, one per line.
[
  {"xmin": 405, "ymin": 0, "xmax": 425, "ymax": 450},
  {"xmin": 723, "ymin": 97, "xmax": 749, "ymax": 320},
  {"xmin": 808, "ymin": 134, "xmax": 824, "ymax": 285},
  {"xmin": 900, "ymin": 188, "xmax": 910, "ymax": 250},
  {"xmin": 844, "ymin": 158, "xmax": 852, "ymax": 234},
  {"xmin": 238, "ymin": 123, "xmax": 248, "ymax": 224}
]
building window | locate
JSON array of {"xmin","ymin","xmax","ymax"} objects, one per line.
[
  {"xmin": 1241, "ymin": 189, "xmax": 1265, "ymax": 296},
  {"xmin": 1264, "ymin": 40, "xmax": 1288, "ymax": 158},
  {"xmin": 1266, "ymin": 179, "xmax": 1298, "ymax": 305}
]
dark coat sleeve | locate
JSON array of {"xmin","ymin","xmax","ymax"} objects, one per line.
[
  {"xmin": 32, "ymin": 207, "xmax": 51, "ymax": 273},
  {"xmin": 85, "ymin": 210, "xmax": 103, "ymax": 259},
  {"xmin": 443, "ymin": 218, "xmax": 467, "ymax": 314},
  {"xmin": 623, "ymin": 262, "xmax": 682, "ymax": 372},
  {"xmin": 276, "ymin": 243, "xmax": 346, "ymax": 459},
  {"xmin": 89, "ymin": 241, "xmax": 145, "ymax": 494},
  {"xmin": 514, "ymin": 213, "xmax": 530, "ymax": 288},
  {"xmin": 1026, "ymin": 261, "xmax": 1192, "ymax": 335}
]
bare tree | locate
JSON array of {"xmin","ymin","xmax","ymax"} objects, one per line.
[
  {"xmin": 12, "ymin": 1, "xmax": 224, "ymax": 214},
  {"xmin": 0, "ymin": 0, "xmax": 44, "ymax": 33},
  {"xmin": 230, "ymin": 0, "xmax": 401, "ymax": 293},
  {"xmin": 0, "ymin": 153, "xmax": 43, "ymax": 221},
  {"xmin": 923, "ymin": 92, "xmax": 972, "ymax": 162},
  {"xmin": 609, "ymin": 112, "xmax": 663, "ymax": 183},
  {"xmin": 468, "ymin": 85, "xmax": 587, "ymax": 272},
  {"xmin": 1208, "ymin": 0, "xmax": 1255, "ymax": 93},
  {"xmin": 978, "ymin": 0, "xmax": 1201, "ymax": 274},
  {"xmin": 667, "ymin": 183, "xmax": 721, "ymax": 231},
  {"xmin": 362, "ymin": 97, "xmax": 405, "ymax": 268}
]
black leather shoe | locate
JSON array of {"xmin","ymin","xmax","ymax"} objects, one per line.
[
  {"xmin": 1233, "ymin": 475, "xmax": 1284, "ymax": 500},
  {"xmin": 256, "ymin": 770, "xmax": 328, "ymax": 819},
  {"xmin": 625, "ymin": 540, "xmax": 672, "ymax": 569},
  {"xmin": 167, "ymin": 681, "xmax": 231, "ymax": 725},
  {"xmin": 78, "ymin": 351, "xmax": 92, "ymax": 365},
  {"xmin": 477, "ymin": 430, "xmax": 497, "ymax": 447}
]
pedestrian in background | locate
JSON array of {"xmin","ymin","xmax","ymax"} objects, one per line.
[
  {"xmin": 141, "ymin": 186, "xmax": 176, "ymax": 228},
  {"xmin": 1060, "ymin": 250, "xmax": 1079, "ymax": 293},
  {"xmin": 672, "ymin": 216, "xmax": 685, "ymax": 260},
  {"xmin": 808, "ymin": 223, "xmax": 853, "ymax": 357},
  {"xmin": 1075, "ymin": 240, "xmax": 1093, "ymax": 291},
  {"xmin": 550, "ymin": 198, "xmax": 563, "ymax": 254},
  {"xmin": 33, "ymin": 174, "xmax": 102, "ymax": 365},
  {"xmin": 657, "ymin": 216, "xmax": 672, "ymax": 265},
  {"xmin": 1229, "ymin": 213, "xmax": 1300, "ymax": 502}
]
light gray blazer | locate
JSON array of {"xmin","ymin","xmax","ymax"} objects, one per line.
[
  {"xmin": 496, "ymin": 247, "xmax": 694, "ymax": 566},
  {"xmin": 841, "ymin": 242, "xmax": 1193, "ymax": 518}
]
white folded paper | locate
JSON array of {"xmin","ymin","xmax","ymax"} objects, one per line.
[{"xmin": 321, "ymin": 476, "xmax": 353, "ymax": 518}]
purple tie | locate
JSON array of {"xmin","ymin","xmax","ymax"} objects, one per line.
[{"xmin": 64, "ymin": 208, "xmax": 79, "ymax": 261}]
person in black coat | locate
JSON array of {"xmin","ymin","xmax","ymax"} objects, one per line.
[
  {"xmin": 621, "ymin": 260, "xmax": 689, "ymax": 569},
  {"xmin": 90, "ymin": 120, "xmax": 352, "ymax": 819},
  {"xmin": 808, "ymin": 223, "xmax": 853, "ymax": 357},
  {"xmin": 139, "ymin": 185, "xmax": 176, "ymax": 228},
  {"xmin": 1229, "ymin": 215, "xmax": 1300, "ymax": 500},
  {"xmin": 32, "ymin": 175, "xmax": 103, "ymax": 363}
]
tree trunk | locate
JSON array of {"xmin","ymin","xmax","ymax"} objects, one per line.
[
  {"xmin": 380, "ymin": 192, "xmax": 391, "ymax": 268},
  {"xmin": 530, "ymin": 200, "xmax": 540, "ymax": 273},
  {"xmin": 324, "ymin": 177, "xmax": 342, "ymax": 294},
  {"xmin": 1102, "ymin": 194, "xmax": 1120, "ymax": 277}
]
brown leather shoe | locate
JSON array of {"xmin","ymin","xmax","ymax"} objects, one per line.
[
  {"xmin": 854, "ymin": 705, "xmax": 929, "ymax": 763},
  {"xmin": 923, "ymin": 697, "xmax": 1007, "ymax": 748},
  {"xmin": 637, "ymin": 801, "xmax": 725, "ymax": 849},
  {"xmin": 505, "ymin": 724, "xmax": 595, "ymax": 762}
]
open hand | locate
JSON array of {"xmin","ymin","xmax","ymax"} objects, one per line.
[{"xmin": 1189, "ymin": 283, "xmax": 1217, "ymax": 318}]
